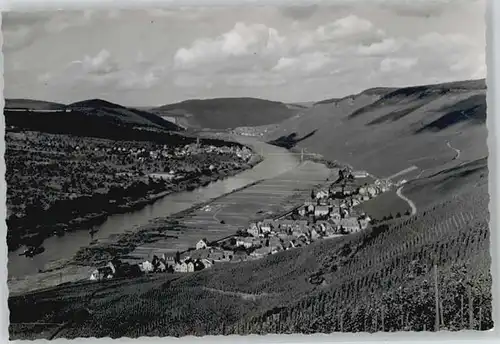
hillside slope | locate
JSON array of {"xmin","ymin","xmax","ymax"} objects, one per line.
[
  {"xmin": 266, "ymin": 79, "xmax": 487, "ymax": 184},
  {"xmin": 4, "ymin": 98, "xmax": 187, "ymax": 140},
  {"xmin": 8, "ymin": 167, "xmax": 491, "ymax": 338},
  {"xmin": 152, "ymin": 97, "xmax": 298, "ymax": 129},
  {"xmin": 4, "ymin": 99, "xmax": 67, "ymax": 110}
]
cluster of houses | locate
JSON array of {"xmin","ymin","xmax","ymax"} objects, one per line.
[
  {"xmin": 173, "ymin": 142, "xmax": 253, "ymax": 161},
  {"xmin": 89, "ymin": 251, "xmax": 216, "ymax": 281},
  {"xmin": 90, "ymin": 170, "xmax": 388, "ymax": 282}
]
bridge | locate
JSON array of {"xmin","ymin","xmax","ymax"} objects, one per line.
[{"xmin": 256, "ymin": 147, "xmax": 319, "ymax": 163}]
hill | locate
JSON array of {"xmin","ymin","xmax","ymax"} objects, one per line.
[
  {"xmin": 8, "ymin": 168, "xmax": 492, "ymax": 338},
  {"xmin": 68, "ymin": 99, "xmax": 126, "ymax": 109},
  {"xmin": 152, "ymin": 97, "xmax": 298, "ymax": 129},
  {"xmin": 4, "ymin": 99, "xmax": 67, "ymax": 110},
  {"xmin": 68, "ymin": 98, "xmax": 183, "ymax": 132},
  {"xmin": 266, "ymin": 79, "xmax": 487, "ymax": 186},
  {"xmin": 4, "ymin": 98, "xmax": 192, "ymax": 144},
  {"xmin": 7, "ymin": 80, "xmax": 491, "ymax": 338}
]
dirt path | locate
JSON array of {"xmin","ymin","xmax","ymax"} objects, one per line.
[
  {"xmin": 446, "ymin": 141, "xmax": 461, "ymax": 160},
  {"xmin": 396, "ymin": 186, "xmax": 417, "ymax": 216},
  {"xmin": 203, "ymin": 287, "xmax": 277, "ymax": 301}
]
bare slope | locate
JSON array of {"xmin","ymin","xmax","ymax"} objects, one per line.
[
  {"xmin": 152, "ymin": 97, "xmax": 297, "ymax": 129},
  {"xmin": 266, "ymin": 79, "xmax": 487, "ymax": 180}
]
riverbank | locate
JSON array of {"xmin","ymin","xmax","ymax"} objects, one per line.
[
  {"xmin": 7, "ymin": 178, "xmax": 269, "ymax": 296},
  {"xmin": 6, "ymin": 128, "xmax": 263, "ymax": 252},
  {"xmin": 8, "ymin": 136, "xmax": 296, "ymax": 294},
  {"xmin": 9, "ymin": 150, "xmax": 263, "ymax": 255},
  {"xmin": 72, "ymin": 179, "xmax": 266, "ymax": 267}
]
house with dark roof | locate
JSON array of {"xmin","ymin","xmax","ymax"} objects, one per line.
[{"xmin": 90, "ymin": 266, "xmax": 114, "ymax": 281}]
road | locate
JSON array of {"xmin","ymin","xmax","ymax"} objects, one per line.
[
  {"xmin": 446, "ymin": 141, "xmax": 461, "ymax": 160},
  {"xmin": 396, "ymin": 186, "xmax": 417, "ymax": 216}
]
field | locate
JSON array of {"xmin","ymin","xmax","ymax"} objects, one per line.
[
  {"xmin": 72, "ymin": 160, "xmax": 334, "ymax": 267},
  {"xmin": 355, "ymin": 190, "xmax": 410, "ymax": 221}
]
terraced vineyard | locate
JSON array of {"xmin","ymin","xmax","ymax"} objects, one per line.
[
  {"xmin": 233, "ymin": 183, "xmax": 491, "ymax": 334},
  {"xmin": 9, "ymin": 177, "xmax": 492, "ymax": 338}
]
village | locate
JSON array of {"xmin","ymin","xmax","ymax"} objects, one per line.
[{"xmin": 89, "ymin": 167, "xmax": 403, "ymax": 281}]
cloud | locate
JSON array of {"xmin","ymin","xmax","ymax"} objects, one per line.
[
  {"xmin": 41, "ymin": 49, "xmax": 165, "ymax": 93},
  {"xmin": 173, "ymin": 22, "xmax": 286, "ymax": 70},
  {"xmin": 293, "ymin": 15, "xmax": 385, "ymax": 54},
  {"xmin": 381, "ymin": 0, "xmax": 475, "ymax": 18},
  {"xmin": 357, "ymin": 38, "xmax": 401, "ymax": 56},
  {"xmin": 70, "ymin": 49, "xmax": 119, "ymax": 76},
  {"xmin": 380, "ymin": 57, "xmax": 418, "ymax": 72},
  {"xmin": 225, "ymin": 72, "xmax": 287, "ymax": 87},
  {"xmin": 315, "ymin": 15, "xmax": 385, "ymax": 45},
  {"xmin": 280, "ymin": 5, "xmax": 318, "ymax": 20},
  {"xmin": 117, "ymin": 69, "xmax": 163, "ymax": 90},
  {"xmin": 272, "ymin": 52, "xmax": 334, "ymax": 75},
  {"xmin": 44, "ymin": 10, "xmax": 94, "ymax": 33},
  {"xmin": 1, "ymin": 25, "xmax": 37, "ymax": 51}
]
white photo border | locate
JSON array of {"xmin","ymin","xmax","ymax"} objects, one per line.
[{"xmin": 0, "ymin": 0, "xmax": 498, "ymax": 343}]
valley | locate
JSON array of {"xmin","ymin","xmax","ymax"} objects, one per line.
[{"xmin": 6, "ymin": 78, "xmax": 492, "ymax": 339}]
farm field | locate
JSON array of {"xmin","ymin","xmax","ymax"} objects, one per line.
[{"xmin": 74, "ymin": 160, "xmax": 334, "ymax": 267}]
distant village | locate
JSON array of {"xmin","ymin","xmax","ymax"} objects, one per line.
[{"xmin": 90, "ymin": 168, "xmax": 405, "ymax": 281}]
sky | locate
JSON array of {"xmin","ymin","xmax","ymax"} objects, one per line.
[{"xmin": 2, "ymin": 0, "xmax": 486, "ymax": 106}]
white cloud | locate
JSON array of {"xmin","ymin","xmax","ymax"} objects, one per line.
[
  {"xmin": 2, "ymin": 25, "xmax": 36, "ymax": 51},
  {"xmin": 42, "ymin": 49, "xmax": 164, "ymax": 92},
  {"xmin": 71, "ymin": 49, "xmax": 119, "ymax": 75},
  {"xmin": 173, "ymin": 22, "xmax": 286, "ymax": 70},
  {"xmin": 272, "ymin": 52, "xmax": 333, "ymax": 74},
  {"xmin": 118, "ymin": 69, "xmax": 162, "ymax": 90},
  {"xmin": 380, "ymin": 57, "xmax": 419, "ymax": 72},
  {"xmin": 292, "ymin": 15, "xmax": 385, "ymax": 54},
  {"xmin": 225, "ymin": 73, "xmax": 287, "ymax": 87},
  {"xmin": 44, "ymin": 10, "xmax": 93, "ymax": 33},
  {"xmin": 358, "ymin": 38, "xmax": 401, "ymax": 56}
]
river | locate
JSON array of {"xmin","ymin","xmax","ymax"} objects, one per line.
[{"xmin": 8, "ymin": 136, "xmax": 301, "ymax": 279}]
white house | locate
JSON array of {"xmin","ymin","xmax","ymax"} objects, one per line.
[
  {"xmin": 367, "ymin": 186, "xmax": 377, "ymax": 197},
  {"xmin": 236, "ymin": 237, "xmax": 256, "ymax": 249},
  {"xmin": 352, "ymin": 171, "xmax": 369, "ymax": 178},
  {"xmin": 330, "ymin": 212, "xmax": 341, "ymax": 221},
  {"xmin": 174, "ymin": 262, "xmax": 188, "ymax": 273},
  {"xmin": 196, "ymin": 239, "xmax": 209, "ymax": 250},
  {"xmin": 259, "ymin": 221, "xmax": 273, "ymax": 233},
  {"xmin": 139, "ymin": 260, "xmax": 154, "ymax": 273},
  {"xmin": 339, "ymin": 218, "xmax": 361, "ymax": 233},
  {"xmin": 247, "ymin": 223, "xmax": 260, "ymax": 237},
  {"xmin": 315, "ymin": 190, "xmax": 329, "ymax": 200},
  {"xmin": 311, "ymin": 228, "xmax": 320, "ymax": 240},
  {"xmin": 187, "ymin": 262, "xmax": 195, "ymax": 273},
  {"xmin": 314, "ymin": 206, "xmax": 330, "ymax": 217},
  {"xmin": 89, "ymin": 265, "xmax": 114, "ymax": 281},
  {"xmin": 201, "ymin": 259, "xmax": 213, "ymax": 269},
  {"xmin": 251, "ymin": 246, "xmax": 272, "ymax": 258}
]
